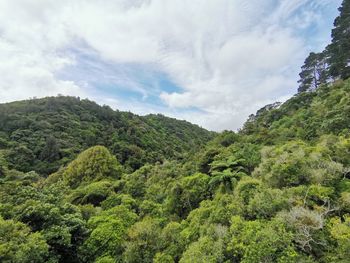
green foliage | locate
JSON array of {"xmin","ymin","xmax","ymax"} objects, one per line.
[
  {"xmin": 0, "ymin": 152, "xmax": 8, "ymax": 178},
  {"xmin": 123, "ymin": 217, "xmax": 162, "ymax": 263},
  {"xmin": 153, "ymin": 252, "xmax": 174, "ymax": 263},
  {"xmin": 1, "ymin": 10, "xmax": 350, "ymax": 261},
  {"xmin": 339, "ymin": 192, "xmax": 350, "ymax": 213},
  {"xmin": 165, "ymin": 173, "xmax": 210, "ymax": 217},
  {"xmin": 101, "ymin": 193, "xmax": 137, "ymax": 211},
  {"xmin": 1, "ymin": 82, "xmax": 349, "ymax": 262},
  {"xmin": 279, "ymin": 206, "xmax": 329, "ymax": 257},
  {"xmin": 234, "ymin": 177, "xmax": 262, "ymax": 204},
  {"xmin": 180, "ymin": 195, "xmax": 242, "ymax": 244},
  {"xmin": 63, "ymin": 146, "xmax": 123, "ymax": 188},
  {"xmin": 228, "ymin": 216, "xmax": 300, "ymax": 263},
  {"xmin": 80, "ymin": 205, "xmax": 137, "ymax": 262},
  {"xmin": 0, "ymin": 217, "xmax": 49, "ymax": 263},
  {"xmin": 297, "ymin": 0, "xmax": 350, "ymax": 89},
  {"xmin": 95, "ymin": 255, "xmax": 116, "ymax": 263},
  {"xmin": 326, "ymin": 214, "xmax": 350, "ymax": 262},
  {"xmin": 0, "ymin": 180, "xmax": 88, "ymax": 262},
  {"xmin": 254, "ymin": 140, "xmax": 345, "ymax": 188},
  {"xmin": 298, "ymin": 52, "xmax": 327, "ymax": 92},
  {"xmin": 69, "ymin": 180, "xmax": 115, "ymax": 206},
  {"xmin": 209, "ymin": 168, "xmax": 245, "ymax": 194},
  {"xmin": 81, "ymin": 216, "xmax": 125, "ymax": 261},
  {"xmin": 206, "ymin": 142, "xmax": 260, "ymax": 194},
  {"xmin": 242, "ymin": 79, "xmax": 350, "ymax": 142},
  {"xmin": 7, "ymin": 145, "xmax": 35, "ymax": 173},
  {"xmin": 122, "ymin": 164, "xmax": 151, "ymax": 199},
  {"xmin": 180, "ymin": 236, "xmax": 224, "ymax": 263},
  {"xmin": 0, "ymin": 96, "xmax": 214, "ymax": 174},
  {"xmin": 160, "ymin": 222, "xmax": 185, "ymax": 261},
  {"xmin": 246, "ymin": 187, "xmax": 288, "ymax": 219},
  {"xmin": 254, "ymin": 142, "xmax": 311, "ymax": 188},
  {"xmin": 328, "ymin": 0, "xmax": 350, "ymax": 80}
]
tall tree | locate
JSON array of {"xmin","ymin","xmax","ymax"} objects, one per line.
[
  {"xmin": 328, "ymin": 0, "xmax": 350, "ymax": 80},
  {"xmin": 298, "ymin": 52, "xmax": 328, "ymax": 93}
]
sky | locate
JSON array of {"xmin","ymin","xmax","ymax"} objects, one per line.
[{"xmin": 0, "ymin": 0, "xmax": 343, "ymax": 131}]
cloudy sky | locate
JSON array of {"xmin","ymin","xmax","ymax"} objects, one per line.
[{"xmin": 0, "ymin": 0, "xmax": 342, "ymax": 131}]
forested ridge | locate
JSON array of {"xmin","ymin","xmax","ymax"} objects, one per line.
[
  {"xmin": 0, "ymin": 96, "xmax": 214, "ymax": 175},
  {"xmin": 1, "ymin": 1, "xmax": 350, "ymax": 263}
]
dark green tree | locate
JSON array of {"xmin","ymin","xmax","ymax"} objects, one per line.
[
  {"xmin": 39, "ymin": 136, "xmax": 60, "ymax": 162},
  {"xmin": 328, "ymin": 0, "xmax": 350, "ymax": 80},
  {"xmin": 298, "ymin": 52, "xmax": 328, "ymax": 92}
]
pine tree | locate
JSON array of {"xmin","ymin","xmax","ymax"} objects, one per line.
[{"xmin": 328, "ymin": 0, "xmax": 350, "ymax": 80}]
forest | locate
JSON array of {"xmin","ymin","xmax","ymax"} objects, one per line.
[{"xmin": 0, "ymin": 1, "xmax": 349, "ymax": 262}]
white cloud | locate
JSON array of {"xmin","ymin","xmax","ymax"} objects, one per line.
[{"xmin": 0, "ymin": 0, "xmax": 341, "ymax": 131}]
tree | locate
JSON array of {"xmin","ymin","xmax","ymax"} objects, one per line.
[
  {"xmin": 63, "ymin": 146, "xmax": 123, "ymax": 188},
  {"xmin": 0, "ymin": 180, "xmax": 88, "ymax": 262},
  {"xmin": 298, "ymin": 52, "xmax": 328, "ymax": 93},
  {"xmin": 180, "ymin": 236, "xmax": 224, "ymax": 263},
  {"xmin": 80, "ymin": 206, "xmax": 137, "ymax": 262},
  {"xmin": 209, "ymin": 168, "xmax": 245, "ymax": 193},
  {"xmin": 209, "ymin": 151, "xmax": 250, "ymax": 194},
  {"xmin": 228, "ymin": 216, "xmax": 303, "ymax": 263},
  {"xmin": 0, "ymin": 216, "xmax": 49, "ymax": 263},
  {"xmin": 165, "ymin": 173, "xmax": 210, "ymax": 217},
  {"xmin": 39, "ymin": 136, "xmax": 60, "ymax": 162},
  {"xmin": 246, "ymin": 187, "xmax": 288, "ymax": 219},
  {"xmin": 280, "ymin": 206, "xmax": 330, "ymax": 256},
  {"xmin": 80, "ymin": 217, "xmax": 125, "ymax": 262},
  {"xmin": 7, "ymin": 145, "xmax": 35, "ymax": 173},
  {"xmin": 328, "ymin": 0, "xmax": 350, "ymax": 80},
  {"xmin": 253, "ymin": 142, "xmax": 311, "ymax": 188},
  {"xmin": 326, "ymin": 215, "xmax": 350, "ymax": 262},
  {"xmin": 123, "ymin": 217, "xmax": 162, "ymax": 263},
  {"xmin": 160, "ymin": 222, "xmax": 185, "ymax": 261}
]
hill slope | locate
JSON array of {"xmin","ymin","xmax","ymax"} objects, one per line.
[
  {"xmin": 1, "ymin": 1, "xmax": 350, "ymax": 261},
  {"xmin": 0, "ymin": 96, "xmax": 214, "ymax": 174},
  {"xmin": 241, "ymin": 79, "xmax": 350, "ymax": 143},
  {"xmin": 1, "ymin": 79, "xmax": 349, "ymax": 263}
]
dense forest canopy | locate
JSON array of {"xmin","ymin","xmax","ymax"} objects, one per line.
[
  {"xmin": 0, "ymin": 96, "xmax": 214, "ymax": 175},
  {"xmin": 0, "ymin": 1, "xmax": 350, "ymax": 262}
]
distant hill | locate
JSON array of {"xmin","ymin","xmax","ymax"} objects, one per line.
[{"xmin": 0, "ymin": 96, "xmax": 214, "ymax": 174}]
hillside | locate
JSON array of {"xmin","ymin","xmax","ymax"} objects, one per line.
[
  {"xmin": 0, "ymin": 96, "xmax": 214, "ymax": 174},
  {"xmin": 0, "ymin": 1, "xmax": 350, "ymax": 262},
  {"xmin": 242, "ymin": 79, "xmax": 350, "ymax": 143},
  {"xmin": 0, "ymin": 79, "xmax": 349, "ymax": 263}
]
